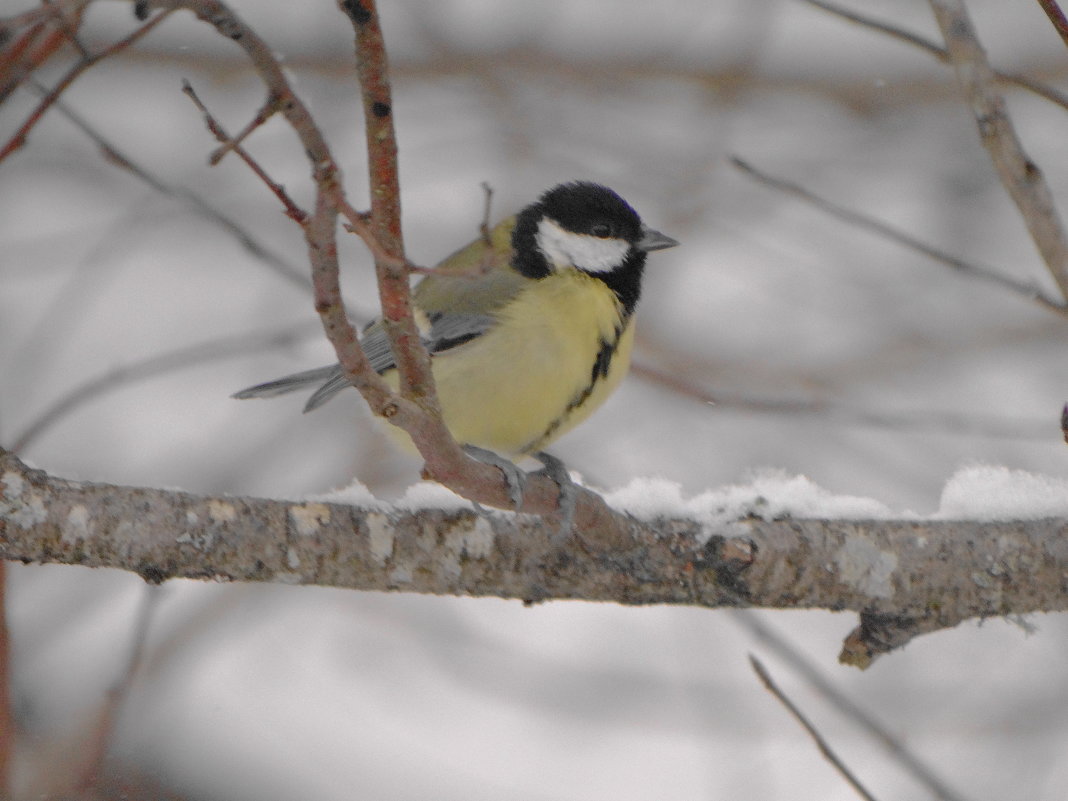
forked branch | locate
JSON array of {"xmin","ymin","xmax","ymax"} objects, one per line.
[{"xmin": 930, "ymin": 0, "xmax": 1068, "ymax": 301}]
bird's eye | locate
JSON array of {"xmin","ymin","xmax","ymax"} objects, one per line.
[{"xmin": 590, "ymin": 223, "xmax": 612, "ymax": 238}]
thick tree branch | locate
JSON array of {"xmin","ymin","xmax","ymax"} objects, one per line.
[{"xmin": 3, "ymin": 449, "xmax": 1067, "ymax": 668}]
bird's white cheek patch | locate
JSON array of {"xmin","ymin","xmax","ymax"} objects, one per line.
[{"xmin": 536, "ymin": 217, "xmax": 630, "ymax": 273}]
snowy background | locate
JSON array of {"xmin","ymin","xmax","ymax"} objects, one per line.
[{"xmin": 3, "ymin": 0, "xmax": 1068, "ymax": 798}]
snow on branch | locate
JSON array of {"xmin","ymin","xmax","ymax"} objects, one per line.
[{"xmin": 3, "ymin": 448, "xmax": 1067, "ymax": 669}]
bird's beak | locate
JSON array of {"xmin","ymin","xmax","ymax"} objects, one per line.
[{"xmin": 638, "ymin": 225, "xmax": 680, "ymax": 252}]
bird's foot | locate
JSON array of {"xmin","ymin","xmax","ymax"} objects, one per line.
[
  {"xmin": 461, "ymin": 447, "xmax": 581, "ymax": 603},
  {"xmin": 463, "ymin": 445, "xmax": 526, "ymax": 511},
  {"xmin": 531, "ymin": 451, "xmax": 579, "ymax": 538}
]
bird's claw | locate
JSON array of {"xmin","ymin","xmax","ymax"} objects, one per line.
[
  {"xmin": 461, "ymin": 446, "xmax": 578, "ymax": 539},
  {"xmin": 463, "ymin": 445, "xmax": 527, "ymax": 511},
  {"xmin": 531, "ymin": 451, "xmax": 579, "ymax": 537}
]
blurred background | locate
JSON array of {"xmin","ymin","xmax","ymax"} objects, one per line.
[{"xmin": 3, "ymin": 0, "xmax": 1068, "ymax": 798}]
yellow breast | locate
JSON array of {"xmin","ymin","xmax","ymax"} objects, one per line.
[{"xmin": 386, "ymin": 271, "xmax": 633, "ymax": 457}]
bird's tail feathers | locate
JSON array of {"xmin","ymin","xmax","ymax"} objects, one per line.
[{"xmin": 232, "ymin": 364, "xmax": 350, "ymax": 413}]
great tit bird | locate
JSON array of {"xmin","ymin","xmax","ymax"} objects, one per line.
[{"xmin": 234, "ymin": 181, "xmax": 678, "ymax": 470}]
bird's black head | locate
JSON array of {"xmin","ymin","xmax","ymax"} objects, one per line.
[{"xmin": 511, "ymin": 182, "xmax": 678, "ymax": 316}]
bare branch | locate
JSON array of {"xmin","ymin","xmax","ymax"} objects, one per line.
[
  {"xmin": 334, "ymin": 0, "xmax": 584, "ymax": 513},
  {"xmin": 144, "ymin": 0, "xmax": 404, "ymax": 437},
  {"xmin": 36, "ymin": 83, "xmax": 312, "ymax": 291},
  {"xmin": 74, "ymin": 588, "xmax": 160, "ymax": 795},
  {"xmin": 750, "ymin": 655, "xmax": 880, "ymax": 801},
  {"xmin": 10, "ymin": 324, "xmax": 316, "ymax": 454},
  {"xmin": 3, "ymin": 449, "xmax": 1068, "ymax": 667},
  {"xmin": 337, "ymin": 198, "xmax": 411, "ymax": 273},
  {"xmin": 731, "ymin": 157, "xmax": 1067, "ymax": 314},
  {"xmin": 0, "ymin": 567, "xmax": 10, "ymax": 797},
  {"xmin": 182, "ymin": 80, "xmax": 307, "ymax": 223},
  {"xmin": 632, "ymin": 360, "xmax": 1052, "ymax": 441},
  {"xmin": 0, "ymin": 0, "xmax": 92, "ymax": 102},
  {"xmin": 735, "ymin": 613, "xmax": 969, "ymax": 801},
  {"xmin": 479, "ymin": 181, "xmax": 495, "ymax": 246},
  {"xmin": 1036, "ymin": 0, "xmax": 1068, "ymax": 48},
  {"xmin": 125, "ymin": 0, "xmax": 618, "ymax": 518},
  {"xmin": 930, "ymin": 0, "xmax": 1068, "ymax": 301},
  {"xmin": 800, "ymin": 0, "xmax": 1068, "ymax": 111},
  {"xmin": 336, "ymin": 1, "xmax": 446, "ymax": 430},
  {"xmin": 0, "ymin": 7, "xmax": 172, "ymax": 162}
]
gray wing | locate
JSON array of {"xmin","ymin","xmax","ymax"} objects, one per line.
[{"xmin": 232, "ymin": 311, "xmax": 499, "ymax": 413}]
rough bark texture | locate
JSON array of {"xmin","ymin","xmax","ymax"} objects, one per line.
[{"xmin": 3, "ymin": 449, "xmax": 1066, "ymax": 666}]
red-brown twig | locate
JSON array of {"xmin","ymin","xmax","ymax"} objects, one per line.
[
  {"xmin": 1037, "ymin": 0, "xmax": 1068, "ymax": 48},
  {"xmin": 0, "ymin": 7, "xmax": 171, "ymax": 162},
  {"xmin": 337, "ymin": 197, "xmax": 411, "ymax": 273},
  {"xmin": 335, "ymin": 0, "xmax": 552, "ymax": 512},
  {"xmin": 36, "ymin": 81, "xmax": 312, "ymax": 290},
  {"xmin": 930, "ymin": 0, "xmax": 1068, "ymax": 302},
  {"xmin": 0, "ymin": 0, "xmax": 92, "ymax": 101},
  {"xmin": 206, "ymin": 91, "xmax": 282, "ymax": 165},
  {"xmin": 339, "ymin": 0, "xmax": 430, "ymax": 394},
  {"xmin": 149, "ymin": 0, "xmax": 396, "ymax": 420},
  {"xmin": 182, "ymin": 79, "xmax": 307, "ymax": 223},
  {"xmin": 149, "ymin": 0, "xmax": 623, "ymax": 520}
]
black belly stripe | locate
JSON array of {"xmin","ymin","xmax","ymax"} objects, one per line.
[{"xmin": 521, "ymin": 323, "xmax": 624, "ymax": 454}]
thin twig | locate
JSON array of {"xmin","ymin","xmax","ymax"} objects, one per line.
[
  {"xmin": 10, "ymin": 324, "xmax": 317, "ymax": 454},
  {"xmin": 736, "ymin": 615, "xmax": 969, "ymax": 801},
  {"xmin": 75, "ymin": 587, "xmax": 161, "ymax": 793},
  {"xmin": 0, "ymin": 0, "xmax": 92, "ymax": 103},
  {"xmin": 929, "ymin": 0, "xmax": 1068, "ymax": 301},
  {"xmin": 41, "ymin": 0, "xmax": 91, "ymax": 60},
  {"xmin": 207, "ymin": 90, "xmax": 282, "ymax": 166},
  {"xmin": 150, "ymin": 0, "xmax": 412, "ymax": 441},
  {"xmin": 36, "ymin": 82, "xmax": 312, "ymax": 291},
  {"xmin": 1037, "ymin": 0, "xmax": 1068, "ymax": 48},
  {"xmin": 0, "ymin": 8, "xmax": 172, "ymax": 162},
  {"xmin": 182, "ymin": 80, "xmax": 307, "ymax": 224},
  {"xmin": 631, "ymin": 361, "xmax": 1052, "ymax": 441},
  {"xmin": 750, "ymin": 655, "xmax": 880, "ymax": 801},
  {"xmin": 479, "ymin": 181, "xmax": 494, "ymax": 245},
  {"xmin": 337, "ymin": 197, "xmax": 411, "ymax": 272},
  {"xmin": 800, "ymin": 0, "xmax": 1068, "ymax": 111},
  {"xmin": 731, "ymin": 156, "xmax": 1068, "ymax": 314},
  {"xmin": 140, "ymin": 0, "xmax": 616, "ymax": 517},
  {"xmin": 0, "ymin": 566, "xmax": 10, "ymax": 798},
  {"xmin": 340, "ymin": 0, "xmax": 430, "ymax": 395}
]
